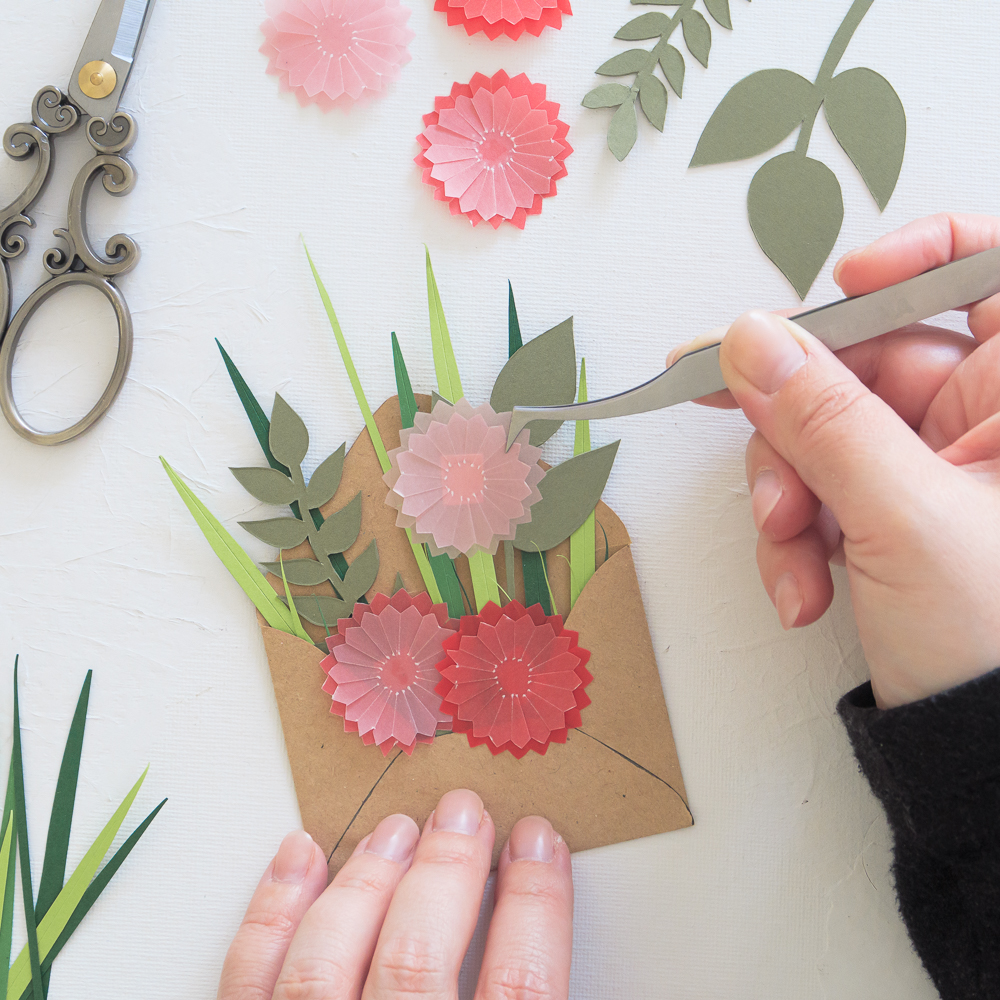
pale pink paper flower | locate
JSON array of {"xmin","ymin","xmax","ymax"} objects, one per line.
[
  {"xmin": 384, "ymin": 399, "xmax": 545, "ymax": 558},
  {"xmin": 321, "ymin": 591, "xmax": 457, "ymax": 756},
  {"xmin": 260, "ymin": 0, "xmax": 414, "ymax": 112},
  {"xmin": 415, "ymin": 71, "xmax": 572, "ymax": 229},
  {"xmin": 434, "ymin": 0, "xmax": 572, "ymax": 41}
]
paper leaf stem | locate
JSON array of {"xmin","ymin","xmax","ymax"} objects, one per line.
[
  {"xmin": 468, "ymin": 550, "xmax": 501, "ymax": 612},
  {"xmin": 425, "ymin": 250, "xmax": 464, "ymax": 404},
  {"xmin": 569, "ymin": 361, "xmax": 596, "ymax": 608},
  {"xmin": 161, "ymin": 457, "xmax": 310, "ymax": 640}
]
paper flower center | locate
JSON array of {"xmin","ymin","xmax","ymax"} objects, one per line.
[
  {"xmin": 478, "ymin": 131, "xmax": 515, "ymax": 168},
  {"xmin": 380, "ymin": 652, "xmax": 419, "ymax": 692},
  {"xmin": 441, "ymin": 453, "xmax": 486, "ymax": 505},
  {"xmin": 495, "ymin": 655, "xmax": 530, "ymax": 696},
  {"xmin": 314, "ymin": 14, "xmax": 354, "ymax": 56}
]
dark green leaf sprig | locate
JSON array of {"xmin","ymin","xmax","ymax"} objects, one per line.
[
  {"xmin": 232, "ymin": 394, "xmax": 379, "ymax": 630},
  {"xmin": 584, "ymin": 0, "xmax": 748, "ymax": 161}
]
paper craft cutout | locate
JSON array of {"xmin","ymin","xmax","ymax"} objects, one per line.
[
  {"xmin": 433, "ymin": 0, "xmax": 572, "ymax": 40},
  {"xmin": 569, "ymin": 359, "xmax": 595, "ymax": 608},
  {"xmin": 584, "ymin": 0, "xmax": 748, "ymax": 161},
  {"xmin": 384, "ymin": 399, "xmax": 545, "ymax": 559},
  {"xmin": 322, "ymin": 591, "xmax": 457, "ymax": 755},
  {"xmin": 690, "ymin": 0, "xmax": 905, "ymax": 298},
  {"xmin": 436, "ymin": 601, "xmax": 592, "ymax": 759},
  {"xmin": 415, "ymin": 71, "xmax": 572, "ymax": 230},
  {"xmin": 260, "ymin": 0, "xmax": 414, "ymax": 111}
]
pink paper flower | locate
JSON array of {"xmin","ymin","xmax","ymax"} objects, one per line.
[
  {"xmin": 435, "ymin": 601, "xmax": 593, "ymax": 758},
  {"xmin": 321, "ymin": 591, "xmax": 457, "ymax": 755},
  {"xmin": 384, "ymin": 398, "xmax": 545, "ymax": 559},
  {"xmin": 433, "ymin": 0, "xmax": 572, "ymax": 40},
  {"xmin": 415, "ymin": 71, "xmax": 572, "ymax": 230},
  {"xmin": 260, "ymin": 0, "xmax": 414, "ymax": 112}
]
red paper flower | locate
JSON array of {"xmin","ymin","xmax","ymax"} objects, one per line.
[
  {"xmin": 436, "ymin": 601, "xmax": 592, "ymax": 758},
  {"xmin": 322, "ymin": 591, "xmax": 457, "ymax": 755},
  {"xmin": 415, "ymin": 71, "xmax": 572, "ymax": 230},
  {"xmin": 434, "ymin": 0, "xmax": 572, "ymax": 40}
]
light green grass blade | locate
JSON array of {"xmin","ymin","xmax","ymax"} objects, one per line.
[
  {"xmin": 0, "ymin": 757, "xmax": 17, "ymax": 1000},
  {"xmin": 425, "ymin": 249, "xmax": 463, "ymax": 403},
  {"xmin": 569, "ymin": 359, "xmax": 596, "ymax": 607},
  {"xmin": 468, "ymin": 550, "xmax": 501, "ymax": 611},
  {"xmin": 161, "ymin": 457, "xmax": 306, "ymax": 638}
]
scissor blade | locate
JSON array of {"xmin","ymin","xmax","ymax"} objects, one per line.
[
  {"xmin": 68, "ymin": 0, "xmax": 156, "ymax": 118},
  {"xmin": 507, "ymin": 246, "xmax": 1000, "ymax": 447}
]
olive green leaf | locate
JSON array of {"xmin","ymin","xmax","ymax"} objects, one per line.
[
  {"xmin": 615, "ymin": 11, "xmax": 670, "ymax": 40},
  {"xmin": 582, "ymin": 83, "xmax": 631, "ymax": 110},
  {"xmin": 514, "ymin": 442, "xmax": 621, "ymax": 553},
  {"xmin": 287, "ymin": 594, "xmax": 350, "ymax": 628},
  {"xmin": 269, "ymin": 394, "xmax": 309, "ymax": 470},
  {"xmin": 597, "ymin": 50, "xmax": 651, "ymax": 77},
  {"xmin": 339, "ymin": 539, "xmax": 379, "ymax": 605},
  {"xmin": 262, "ymin": 559, "xmax": 332, "ymax": 587},
  {"xmin": 230, "ymin": 467, "xmax": 299, "ymax": 506},
  {"xmin": 681, "ymin": 9, "xmax": 711, "ymax": 67},
  {"xmin": 824, "ymin": 67, "xmax": 905, "ymax": 211},
  {"xmin": 609, "ymin": 98, "xmax": 639, "ymax": 161},
  {"xmin": 704, "ymin": 0, "xmax": 732, "ymax": 30},
  {"xmin": 302, "ymin": 444, "xmax": 346, "ymax": 511},
  {"xmin": 659, "ymin": 44, "xmax": 685, "ymax": 96},
  {"xmin": 238, "ymin": 517, "xmax": 311, "ymax": 549},
  {"xmin": 690, "ymin": 69, "xmax": 815, "ymax": 166},
  {"xmin": 392, "ymin": 573, "xmax": 405, "ymax": 596},
  {"xmin": 748, "ymin": 152, "xmax": 844, "ymax": 300},
  {"xmin": 315, "ymin": 492, "xmax": 362, "ymax": 555},
  {"xmin": 638, "ymin": 72, "xmax": 668, "ymax": 131},
  {"xmin": 491, "ymin": 318, "xmax": 576, "ymax": 447}
]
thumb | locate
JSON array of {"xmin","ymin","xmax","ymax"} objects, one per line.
[{"xmin": 720, "ymin": 310, "xmax": 938, "ymax": 540}]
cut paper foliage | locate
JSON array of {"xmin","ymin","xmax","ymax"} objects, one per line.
[
  {"xmin": 584, "ymin": 0, "xmax": 750, "ymax": 161},
  {"xmin": 690, "ymin": 0, "xmax": 905, "ymax": 298},
  {"xmin": 569, "ymin": 359, "xmax": 596, "ymax": 608},
  {"xmin": 416, "ymin": 71, "xmax": 572, "ymax": 230},
  {"xmin": 260, "ymin": 0, "xmax": 414, "ymax": 111},
  {"xmin": 434, "ymin": 0, "xmax": 572, "ymax": 40}
]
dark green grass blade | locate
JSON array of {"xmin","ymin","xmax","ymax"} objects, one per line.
[
  {"xmin": 0, "ymin": 755, "xmax": 17, "ymax": 1000},
  {"xmin": 425, "ymin": 547, "xmax": 466, "ymax": 618},
  {"xmin": 521, "ymin": 551, "xmax": 551, "ymax": 615},
  {"xmin": 508, "ymin": 282, "xmax": 522, "ymax": 357},
  {"xmin": 16, "ymin": 799, "xmax": 167, "ymax": 1000},
  {"xmin": 12, "ymin": 661, "xmax": 44, "ymax": 1000},
  {"xmin": 392, "ymin": 333, "xmax": 417, "ymax": 430}
]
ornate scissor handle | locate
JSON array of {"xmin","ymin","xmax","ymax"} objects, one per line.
[{"xmin": 0, "ymin": 86, "xmax": 139, "ymax": 446}]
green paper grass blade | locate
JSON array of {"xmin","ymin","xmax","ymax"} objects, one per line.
[
  {"xmin": 0, "ymin": 818, "xmax": 12, "ymax": 997},
  {"xmin": 468, "ymin": 550, "xmax": 501, "ymax": 611},
  {"xmin": 508, "ymin": 282, "xmax": 522, "ymax": 357},
  {"xmin": 521, "ymin": 551, "xmax": 551, "ymax": 615},
  {"xmin": 426, "ymin": 548, "xmax": 465, "ymax": 618},
  {"xmin": 304, "ymin": 243, "xmax": 390, "ymax": 472},
  {"xmin": 503, "ymin": 541, "xmax": 516, "ymax": 609},
  {"xmin": 392, "ymin": 333, "xmax": 417, "ymax": 431},
  {"xmin": 534, "ymin": 546, "xmax": 559, "ymax": 619},
  {"xmin": 407, "ymin": 530, "xmax": 444, "ymax": 604},
  {"xmin": 11, "ymin": 663, "xmax": 44, "ymax": 1000},
  {"xmin": 0, "ymin": 758, "xmax": 16, "ymax": 1000},
  {"xmin": 569, "ymin": 360, "xmax": 596, "ymax": 608},
  {"xmin": 161, "ymin": 457, "xmax": 307, "ymax": 639},
  {"xmin": 6, "ymin": 770, "xmax": 149, "ymax": 1000},
  {"xmin": 277, "ymin": 556, "xmax": 310, "ymax": 642},
  {"xmin": 425, "ymin": 249, "xmax": 464, "ymax": 403}
]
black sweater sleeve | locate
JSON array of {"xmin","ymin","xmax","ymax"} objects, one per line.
[{"xmin": 837, "ymin": 669, "xmax": 1000, "ymax": 1000}]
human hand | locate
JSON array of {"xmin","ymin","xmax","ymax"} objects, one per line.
[
  {"xmin": 217, "ymin": 789, "xmax": 573, "ymax": 1000},
  {"xmin": 669, "ymin": 213, "xmax": 1000, "ymax": 708}
]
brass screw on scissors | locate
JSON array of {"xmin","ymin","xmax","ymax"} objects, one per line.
[{"xmin": 0, "ymin": 0, "xmax": 156, "ymax": 446}]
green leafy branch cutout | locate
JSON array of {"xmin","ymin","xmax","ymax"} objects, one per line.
[
  {"xmin": 584, "ymin": 0, "xmax": 749, "ymax": 161},
  {"xmin": 690, "ymin": 0, "xmax": 905, "ymax": 298}
]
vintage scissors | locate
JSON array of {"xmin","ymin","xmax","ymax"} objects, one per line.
[
  {"xmin": 509, "ymin": 248, "xmax": 1000, "ymax": 447},
  {"xmin": 0, "ymin": 0, "xmax": 156, "ymax": 446}
]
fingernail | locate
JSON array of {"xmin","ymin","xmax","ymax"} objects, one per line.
[
  {"xmin": 365, "ymin": 814, "xmax": 420, "ymax": 863},
  {"xmin": 751, "ymin": 470, "xmax": 782, "ymax": 531},
  {"xmin": 432, "ymin": 789, "xmax": 484, "ymax": 836},
  {"xmin": 729, "ymin": 311, "xmax": 807, "ymax": 394},
  {"xmin": 832, "ymin": 248, "xmax": 861, "ymax": 286},
  {"xmin": 508, "ymin": 816, "xmax": 555, "ymax": 863},
  {"xmin": 666, "ymin": 341, "xmax": 691, "ymax": 367},
  {"xmin": 774, "ymin": 572, "xmax": 803, "ymax": 631},
  {"xmin": 272, "ymin": 830, "xmax": 316, "ymax": 884}
]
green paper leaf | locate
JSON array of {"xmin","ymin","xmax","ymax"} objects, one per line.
[
  {"xmin": 521, "ymin": 551, "xmax": 551, "ymax": 615},
  {"xmin": 681, "ymin": 8, "xmax": 711, "ymax": 67},
  {"xmin": 597, "ymin": 49, "xmax": 650, "ymax": 77},
  {"xmin": 0, "ymin": 762, "xmax": 16, "ymax": 1000},
  {"xmin": 691, "ymin": 70, "xmax": 814, "ymax": 167},
  {"xmin": 262, "ymin": 559, "xmax": 332, "ymax": 587},
  {"xmin": 824, "ymin": 67, "xmax": 905, "ymax": 211},
  {"xmin": 468, "ymin": 550, "xmax": 501, "ymax": 611},
  {"xmin": 582, "ymin": 83, "xmax": 631, "ymax": 110},
  {"xmin": 286, "ymin": 594, "xmax": 350, "ymax": 628},
  {"xmin": 748, "ymin": 152, "xmax": 844, "ymax": 300},
  {"xmin": 239, "ymin": 517, "xmax": 311, "ymax": 549},
  {"xmin": 315, "ymin": 492, "xmax": 362, "ymax": 554},
  {"xmin": 427, "ymin": 549, "xmax": 466, "ymax": 617},
  {"xmin": 0, "ymin": 819, "xmax": 13, "ymax": 998},
  {"xmin": 392, "ymin": 574, "xmax": 405, "ymax": 596},
  {"xmin": 615, "ymin": 11, "xmax": 670, "ymax": 40},
  {"xmin": 162, "ymin": 457, "xmax": 305, "ymax": 637},
  {"xmin": 638, "ymin": 72, "xmax": 667, "ymax": 131},
  {"xmin": 340, "ymin": 539, "xmax": 379, "ymax": 605},
  {"xmin": 569, "ymin": 361, "xmax": 596, "ymax": 609},
  {"xmin": 508, "ymin": 283, "xmax": 522, "ymax": 357},
  {"xmin": 269, "ymin": 394, "xmax": 309, "ymax": 469},
  {"xmin": 425, "ymin": 249, "xmax": 464, "ymax": 404},
  {"xmin": 303, "ymin": 445, "xmax": 346, "ymax": 512},
  {"xmin": 503, "ymin": 540, "xmax": 516, "ymax": 605},
  {"xmin": 703, "ymin": 0, "xmax": 732, "ymax": 30},
  {"xmin": 491, "ymin": 317, "xmax": 576, "ymax": 447},
  {"xmin": 659, "ymin": 44, "xmax": 685, "ymax": 97},
  {"xmin": 608, "ymin": 98, "xmax": 639, "ymax": 161},
  {"xmin": 392, "ymin": 333, "xmax": 418, "ymax": 431},
  {"xmin": 514, "ymin": 442, "xmax": 620, "ymax": 553},
  {"xmin": 230, "ymin": 467, "xmax": 299, "ymax": 507}
]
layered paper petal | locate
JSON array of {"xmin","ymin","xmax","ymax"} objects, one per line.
[
  {"xmin": 415, "ymin": 71, "xmax": 572, "ymax": 229},
  {"xmin": 434, "ymin": 0, "xmax": 572, "ymax": 40},
  {"xmin": 384, "ymin": 399, "xmax": 545, "ymax": 559},
  {"xmin": 435, "ymin": 601, "xmax": 593, "ymax": 758},
  {"xmin": 260, "ymin": 0, "xmax": 414, "ymax": 112},
  {"xmin": 321, "ymin": 591, "xmax": 457, "ymax": 755}
]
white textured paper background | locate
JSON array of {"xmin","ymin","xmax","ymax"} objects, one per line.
[{"xmin": 1, "ymin": 1, "xmax": 996, "ymax": 996}]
